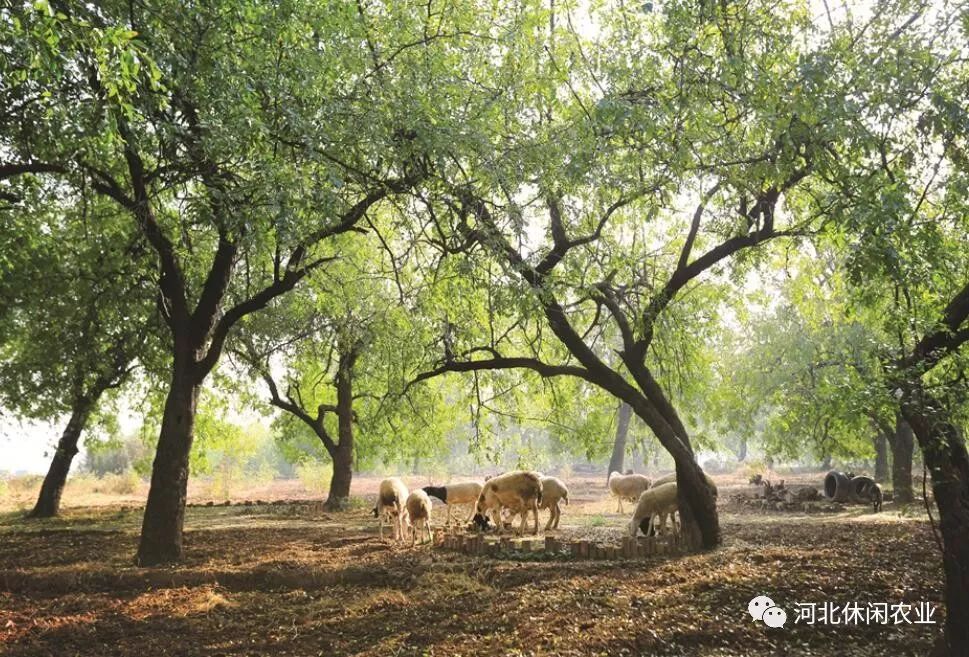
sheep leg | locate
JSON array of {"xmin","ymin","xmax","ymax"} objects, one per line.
[
  {"xmin": 616, "ymin": 497, "xmax": 623, "ymax": 514},
  {"xmin": 531, "ymin": 500, "xmax": 539, "ymax": 535},
  {"xmin": 379, "ymin": 511, "xmax": 385, "ymax": 540},
  {"xmin": 544, "ymin": 504, "xmax": 554, "ymax": 532},
  {"xmin": 446, "ymin": 504, "xmax": 452, "ymax": 526},
  {"xmin": 553, "ymin": 502, "xmax": 561, "ymax": 529},
  {"xmin": 491, "ymin": 507, "xmax": 504, "ymax": 535}
]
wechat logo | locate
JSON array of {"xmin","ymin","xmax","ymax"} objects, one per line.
[{"xmin": 749, "ymin": 595, "xmax": 787, "ymax": 628}]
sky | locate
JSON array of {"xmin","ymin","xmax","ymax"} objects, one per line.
[{"xmin": 0, "ymin": 417, "xmax": 63, "ymax": 474}]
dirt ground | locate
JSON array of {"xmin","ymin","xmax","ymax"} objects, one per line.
[{"xmin": 0, "ymin": 474, "xmax": 945, "ymax": 656}]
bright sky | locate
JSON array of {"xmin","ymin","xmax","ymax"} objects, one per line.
[{"xmin": 0, "ymin": 418, "xmax": 56, "ymax": 474}]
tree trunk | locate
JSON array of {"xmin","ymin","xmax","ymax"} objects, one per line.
[
  {"xmin": 902, "ymin": 387, "xmax": 969, "ymax": 657},
  {"xmin": 326, "ymin": 443, "xmax": 353, "ymax": 510},
  {"xmin": 675, "ymin": 456, "xmax": 720, "ymax": 550},
  {"xmin": 736, "ymin": 435, "xmax": 748, "ymax": 462},
  {"xmin": 821, "ymin": 454, "xmax": 833, "ymax": 470},
  {"xmin": 873, "ymin": 430, "xmax": 889, "ymax": 483},
  {"xmin": 28, "ymin": 399, "xmax": 93, "ymax": 518},
  {"xmin": 607, "ymin": 402, "xmax": 632, "ymax": 478},
  {"xmin": 324, "ymin": 347, "xmax": 357, "ymax": 511},
  {"xmin": 626, "ymin": 392, "xmax": 720, "ymax": 549},
  {"xmin": 136, "ymin": 357, "xmax": 200, "ymax": 566},
  {"xmin": 890, "ymin": 413, "xmax": 915, "ymax": 504}
]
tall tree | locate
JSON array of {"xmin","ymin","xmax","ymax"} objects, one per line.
[
  {"xmin": 409, "ymin": 0, "xmax": 929, "ymax": 548},
  {"xmin": 607, "ymin": 403, "xmax": 633, "ymax": 477},
  {"xmin": 0, "ymin": 0, "xmax": 483, "ymax": 563},
  {"xmin": 0, "ymin": 194, "xmax": 157, "ymax": 517},
  {"xmin": 814, "ymin": 7, "xmax": 969, "ymax": 649}
]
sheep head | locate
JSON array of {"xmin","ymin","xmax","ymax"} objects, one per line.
[{"xmin": 471, "ymin": 513, "xmax": 493, "ymax": 532}]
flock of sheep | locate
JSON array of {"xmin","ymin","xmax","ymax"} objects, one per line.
[{"xmin": 370, "ymin": 468, "xmax": 718, "ymax": 546}]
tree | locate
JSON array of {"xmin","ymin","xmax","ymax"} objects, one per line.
[
  {"xmin": 234, "ymin": 269, "xmax": 377, "ymax": 511},
  {"xmin": 810, "ymin": 8, "xmax": 969, "ymax": 649},
  {"xmin": 407, "ymin": 0, "xmax": 928, "ymax": 549},
  {"xmin": 0, "ymin": 193, "xmax": 157, "ymax": 517},
  {"xmin": 607, "ymin": 403, "xmax": 633, "ymax": 477},
  {"xmin": 1, "ymin": 0, "xmax": 482, "ymax": 563}
]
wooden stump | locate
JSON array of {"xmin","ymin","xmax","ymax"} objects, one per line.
[
  {"xmin": 545, "ymin": 536, "xmax": 558, "ymax": 554},
  {"xmin": 569, "ymin": 541, "xmax": 581, "ymax": 558}
]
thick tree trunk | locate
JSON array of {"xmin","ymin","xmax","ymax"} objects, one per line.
[
  {"xmin": 889, "ymin": 414, "xmax": 915, "ymax": 504},
  {"xmin": 821, "ymin": 454, "xmax": 833, "ymax": 470},
  {"xmin": 873, "ymin": 430, "xmax": 889, "ymax": 483},
  {"xmin": 136, "ymin": 357, "xmax": 200, "ymax": 566},
  {"xmin": 675, "ymin": 456, "xmax": 720, "ymax": 549},
  {"xmin": 626, "ymin": 391, "xmax": 720, "ymax": 549},
  {"xmin": 607, "ymin": 402, "xmax": 632, "ymax": 478},
  {"xmin": 28, "ymin": 399, "xmax": 93, "ymax": 518},
  {"xmin": 902, "ymin": 388, "xmax": 969, "ymax": 657},
  {"xmin": 326, "ymin": 444, "xmax": 353, "ymax": 511},
  {"xmin": 324, "ymin": 347, "xmax": 357, "ymax": 511}
]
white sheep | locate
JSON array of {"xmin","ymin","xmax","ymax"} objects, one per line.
[
  {"xmin": 539, "ymin": 476, "xmax": 569, "ymax": 530},
  {"xmin": 372, "ymin": 477, "xmax": 409, "ymax": 541},
  {"xmin": 421, "ymin": 481, "xmax": 483, "ymax": 524},
  {"xmin": 608, "ymin": 471, "xmax": 651, "ymax": 513},
  {"xmin": 472, "ymin": 470, "xmax": 542, "ymax": 536},
  {"xmin": 628, "ymin": 482, "xmax": 679, "ymax": 538},
  {"xmin": 405, "ymin": 489, "xmax": 434, "ymax": 546},
  {"xmin": 652, "ymin": 470, "xmax": 718, "ymax": 497}
]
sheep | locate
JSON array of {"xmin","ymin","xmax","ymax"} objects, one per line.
[
  {"xmin": 405, "ymin": 489, "xmax": 434, "ymax": 546},
  {"xmin": 608, "ymin": 471, "xmax": 651, "ymax": 513},
  {"xmin": 372, "ymin": 477, "xmax": 409, "ymax": 541},
  {"xmin": 652, "ymin": 470, "xmax": 719, "ymax": 497},
  {"xmin": 628, "ymin": 482, "xmax": 680, "ymax": 538},
  {"xmin": 538, "ymin": 476, "xmax": 569, "ymax": 530},
  {"xmin": 421, "ymin": 481, "xmax": 483, "ymax": 525},
  {"xmin": 471, "ymin": 470, "xmax": 542, "ymax": 536}
]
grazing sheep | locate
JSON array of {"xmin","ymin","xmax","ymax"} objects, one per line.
[
  {"xmin": 422, "ymin": 481, "xmax": 483, "ymax": 524},
  {"xmin": 372, "ymin": 477, "xmax": 409, "ymax": 541},
  {"xmin": 405, "ymin": 490, "xmax": 434, "ymax": 546},
  {"xmin": 472, "ymin": 470, "xmax": 542, "ymax": 536},
  {"xmin": 628, "ymin": 482, "xmax": 680, "ymax": 537},
  {"xmin": 539, "ymin": 476, "xmax": 569, "ymax": 530},
  {"xmin": 652, "ymin": 470, "xmax": 719, "ymax": 497},
  {"xmin": 608, "ymin": 471, "xmax": 651, "ymax": 513}
]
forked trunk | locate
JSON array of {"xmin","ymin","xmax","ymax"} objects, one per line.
[
  {"xmin": 607, "ymin": 402, "xmax": 632, "ymax": 479},
  {"xmin": 136, "ymin": 358, "xmax": 200, "ymax": 566},
  {"xmin": 29, "ymin": 399, "xmax": 93, "ymax": 518}
]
